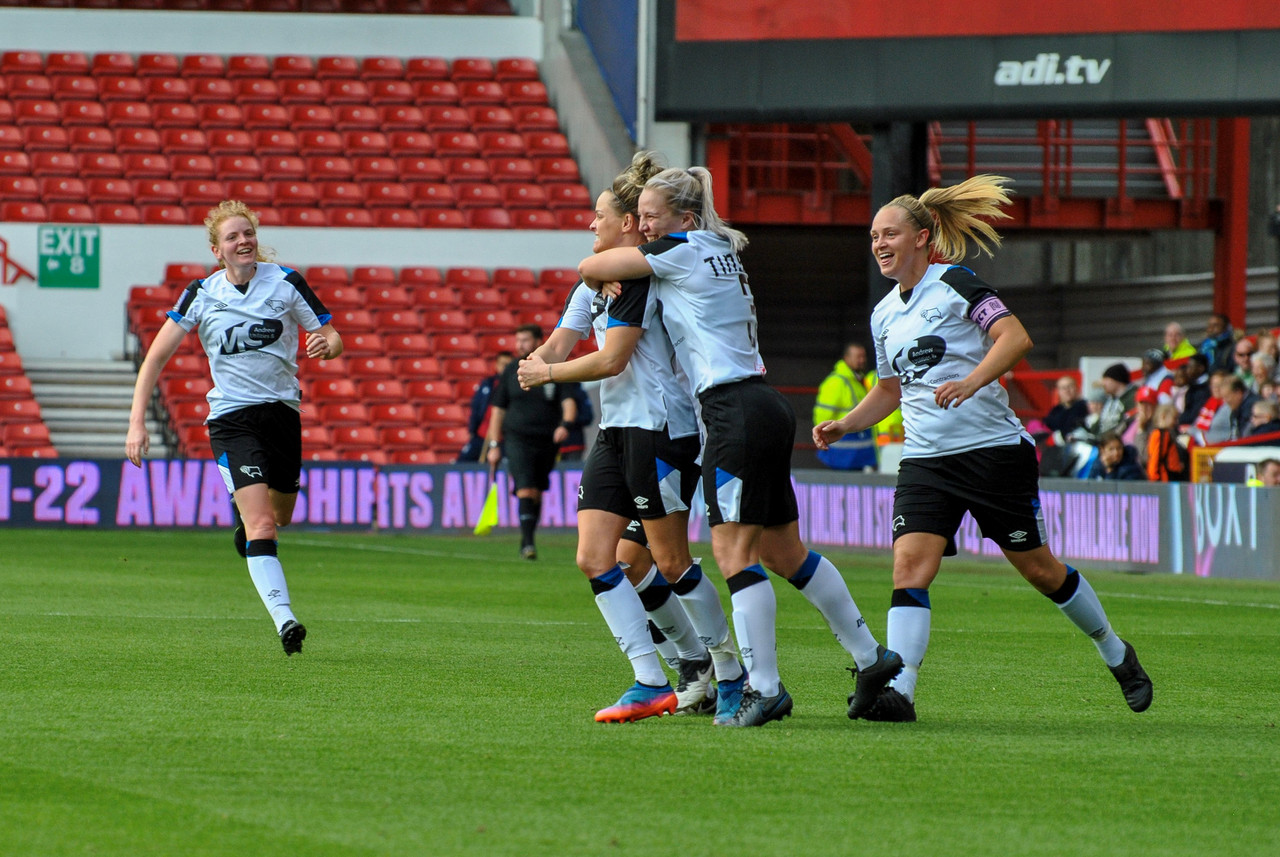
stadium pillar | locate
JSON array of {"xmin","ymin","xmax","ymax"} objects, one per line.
[
  {"xmin": 1212, "ymin": 117, "xmax": 1250, "ymax": 329},
  {"xmin": 865, "ymin": 122, "xmax": 929, "ymax": 325}
]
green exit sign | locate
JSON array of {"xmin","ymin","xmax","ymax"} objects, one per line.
[{"xmin": 38, "ymin": 226, "xmax": 101, "ymax": 289}]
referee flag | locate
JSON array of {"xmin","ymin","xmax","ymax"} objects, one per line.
[{"xmin": 473, "ymin": 464, "xmax": 499, "ymax": 536}]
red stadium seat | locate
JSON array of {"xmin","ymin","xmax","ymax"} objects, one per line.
[
  {"xmin": 306, "ymin": 158, "xmax": 354, "ymax": 188},
  {"xmin": 180, "ymin": 54, "xmax": 226, "ymax": 78},
  {"xmin": 500, "ymin": 182, "xmax": 548, "ymax": 209},
  {"xmin": 504, "ymin": 80, "xmax": 549, "ymax": 106},
  {"xmin": 467, "ymin": 208, "xmax": 513, "ymax": 229},
  {"xmin": 380, "ymin": 426, "xmax": 429, "ymax": 449},
  {"xmin": 86, "ymin": 177, "xmax": 134, "ymax": 204},
  {"xmin": 51, "ymin": 75, "xmax": 99, "ymax": 103},
  {"xmin": 352, "ymin": 156, "xmax": 399, "ymax": 183},
  {"xmin": 298, "ymin": 130, "xmax": 344, "ymax": 157},
  {"xmin": 304, "ymin": 265, "xmax": 350, "ymax": 287},
  {"xmin": 377, "ymin": 209, "xmax": 422, "ymax": 228},
  {"xmin": 421, "ymin": 403, "xmax": 469, "ymax": 426},
  {"xmin": 186, "ymin": 77, "xmax": 235, "ymax": 104},
  {"xmin": 495, "ymin": 57, "xmax": 540, "ymax": 82},
  {"xmin": 0, "ymin": 398, "xmax": 43, "ymax": 424},
  {"xmin": 420, "ymin": 209, "xmax": 468, "ymax": 229},
  {"xmin": 489, "ymin": 156, "xmax": 537, "ymax": 184},
  {"xmin": 1, "ymin": 52, "xmax": 43, "ymax": 75},
  {"xmin": 0, "ymin": 151, "xmax": 31, "ymax": 177},
  {"xmin": 95, "ymin": 203, "xmax": 141, "ymax": 224},
  {"xmin": 335, "ymin": 105, "xmax": 380, "ymax": 131},
  {"xmin": 272, "ymin": 55, "xmax": 317, "ymax": 79},
  {"xmin": 406, "ymin": 182, "xmax": 455, "ymax": 209},
  {"xmin": 513, "ymin": 105, "xmax": 561, "ymax": 133},
  {"xmin": 60, "ymin": 100, "xmax": 105, "ymax": 127},
  {"xmin": 330, "ymin": 308, "xmax": 376, "ymax": 331},
  {"xmin": 299, "ymin": 425, "xmax": 334, "ymax": 449},
  {"xmin": 169, "ymin": 153, "xmax": 216, "ymax": 179},
  {"xmin": 275, "ymin": 181, "xmax": 321, "ymax": 208},
  {"xmin": 433, "ymin": 333, "xmax": 482, "ymax": 357},
  {"xmin": 255, "ymin": 129, "xmax": 301, "ymax": 156},
  {"xmin": 344, "ymin": 130, "xmax": 390, "ymax": 157},
  {"xmin": 380, "ymin": 105, "xmax": 426, "ymax": 132},
  {"xmin": 556, "ymin": 209, "xmax": 594, "ymax": 230},
  {"xmin": 396, "ymin": 356, "xmax": 444, "ymax": 381},
  {"xmin": 161, "ymin": 128, "xmax": 208, "ymax": 155},
  {"xmin": 0, "ymin": 375, "xmax": 35, "ymax": 399},
  {"xmin": 107, "ymin": 101, "xmax": 155, "ymax": 129},
  {"xmin": 425, "ymin": 105, "xmax": 471, "ymax": 134},
  {"xmin": 40, "ymin": 176, "xmax": 86, "ymax": 202},
  {"xmin": 136, "ymin": 53, "xmax": 180, "ymax": 78},
  {"xmin": 68, "ymin": 126, "xmax": 115, "ymax": 153},
  {"xmin": 453, "ymin": 182, "xmax": 502, "ymax": 209},
  {"xmin": 356, "ymin": 377, "xmax": 406, "ymax": 403},
  {"xmin": 30, "ymin": 153, "xmax": 78, "ymax": 179},
  {"xmin": 23, "ymin": 125, "xmax": 69, "ymax": 151},
  {"xmin": 261, "ymin": 155, "xmax": 308, "ymax": 181},
  {"xmin": 511, "ymin": 209, "xmax": 558, "ymax": 229},
  {"xmin": 6, "ymin": 74, "xmax": 52, "ymax": 101},
  {"xmin": 375, "ymin": 308, "xmax": 424, "ymax": 333},
  {"xmin": 142, "ymin": 204, "xmax": 190, "ymax": 225},
  {"xmin": 414, "ymin": 79, "xmax": 460, "ymax": 106},
  {"xmin": 146, "ymin": 77, "xmax": 194, "ymax": 103},
  {"xmin": 405, "ymin": 57, "xmax": 450, "ymax": 81},
  {"xmin": 491, "ymin": 267, "xmax": 537, "ymax": 290},
  {"xmin": 12, "ymin": 99, "xmax": 59, "ymax": 127},
  {"xmin": 91, "ymin": 53, "xmax": 136, "ymax": 78},
  {"xmin": 287, "ymin": 104, "xmax": 336, "ymax": 131},
  {"xmin": 388, "ymin": 132, "xmax": 436, "ymax": 159},
  {"xmin": 46, "ymin": 53, "xmax": 91, "ymax": 77},
  {"xmin": 324, "ymin": 79, "xmax": 371, "ymax": 106},
  {"xmin": 327, "ymin": 208, "xmax": 376, "ymax": 227},
  {"xmin": 316, "ymin": 401, "xmax": 370, "ymax": 426},
  {"xmin": 369, "ymin": 80, "xmax": 415, "ymax": 106},
  {"xmin": 180, "ymin": 179, "xmax": 227, "ymax": 207},
  {"xmin": 238, "ymin": 104, "xmax": 289, "ymax": 132},
  {"xmin": 333, "ymin": 425, "xmax": 381, "ymax": 450},
  {"xmin": 228, "ymin": 55, "xmax": 272, "ymax": 79},
  {"xmin": 404, "ymin": 378, "xmax": 456, "ymax": 404},
  {"xmin": 120, "ymin": 153, "xmax": 169, "ymax": 179},
  {"xmin": 235, "ymin": 78, "xmax": 282, "ymax": 105},
  {"xmin": 427, "ymin": 426, "xmax": 470, "ymax": 456},
  {"xmin": 199, "ymin": 103, "xmax": 245, "ymax": 130},
  {"xmin": 0, "ymin": 176, "xmax": 38, "ymax": 201},
  {"xmin": 225, "ymin": 180, "xmax": 273, "ymax": 207},
  {"xmin": 471, "ymin": 309, "xmax": 518, "ymax": 330},
  {"xmin": 317, "ymin": 180, "xmax": 365, "ymax": 207},
  {"xmin": 207, "ymin": 129, "xmax": 255, "ymax": 156},
  {"xmin": 279, "ymin": 79, "xmax": 326, "ymax": 105},
  {"xmin": 316, "ymin": 56, "xmax": 360, "ymax": 80},
  {"xmin": 283, "ymin": 207, "xmax": 327, "ymax": 227},
  {"xmin": 216, "ymin": 154, "xmax": 264, "ymax": 180}
]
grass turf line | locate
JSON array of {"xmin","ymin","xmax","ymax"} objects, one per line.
[{"xmin": 0, "ymin": 528, "xmax": 1277, "ymax": 856}]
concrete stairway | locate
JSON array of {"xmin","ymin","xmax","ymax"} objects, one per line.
[{"xmin": 26, "ymin": 358, "xmax": 171, "ymax": 459}]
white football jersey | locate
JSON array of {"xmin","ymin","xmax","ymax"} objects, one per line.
[
  {"xmin": 557, "ymin": 279, "xmax": 699, "ymax": 437},
  {"xmin": 168, "ymin": 263, "xmax": 331, "ymax": 420},
  {"xmin": 639, "ymin": 231, "xmax": 765, "ymax": 395},
  {"xmin": 872, "ymin": 263, "xmax": 1032, "ymax": 458}
]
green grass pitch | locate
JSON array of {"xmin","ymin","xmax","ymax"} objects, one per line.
[{"xmin": 2, "ymin": 527, "xmax": 1277, "ymax": 856}]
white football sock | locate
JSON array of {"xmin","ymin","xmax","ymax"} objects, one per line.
[
  {"xmin": 792, "ymin": 553, "xmax": 881, "ymax": 669},
  {"xmin": 673, "ymin": 563, "xmax": 742, "ymax": 681},
  {"xmin": 593, "ymin": 567, "xmax": 666, "ymax": 687},
  {"xmin": 886, "ymin": 604, "xmax": 931, "ymax": 702},
  {"xmin": 729, "ymin": 568, "xmax": 779, "ymax": 697},
  {"xmin": 635, "ymin": 565, "xmax": 706, "ymax": 661},
  {"xmin": 246, "ymin": 551, "xmax": 296, "ymax": 633},
  {"xmin": 1054, "ymin": 571, "xmax": 1127, "ymax": 667}
]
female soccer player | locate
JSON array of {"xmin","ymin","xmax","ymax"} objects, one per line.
[
  {"xmin": 125, "ymin": 200, "xmax": 343, "ymax": 656},
  {"xmin": 814, "ymin": 175, "xmax": 1153, "ymax": 720},
  {"xmin": 578, "ymin": 167, "xmax": 901, "ymax": 727},
  {"xmin": 518, "ymin": 152, "xmax": 742, "ymax": 723}
]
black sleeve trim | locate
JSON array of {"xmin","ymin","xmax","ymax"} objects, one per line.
[
  {"xmin": 639, "ymin": 235, "xmax": 687, "ymax": 256},
  {"xmin": 173, "ymin": 278, "xmax": 202, "ymax": 316},
  {"xmin": 284, "ymin": 268, "xmax": 331, "ymax": 321},
  {"xmin": 607, "ymin": 276, "xmax": 651, "ymax": 326}
]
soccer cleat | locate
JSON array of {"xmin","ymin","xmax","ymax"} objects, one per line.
[
  {"xmin": 723, "ymin": 683, "xmax": 793, "ymax": 727},
  {"xmin": 712, "ymin": 671, "xmax": 748, "ymax": 726},
  {"xmin": 862, "ymin": 687, "xmax": 917, "ymax": 722},
  {"xmin": 520, "ymin": 544, "xmax": 537, "ymax": 560},
  {"xmin": 847, "ymin": 645, "xmax": 905, "ymax": 719},
  {"xmin": 594, "ymin": 682, "xmax": 678, "ymax": 723},
  {"xmin": 1109, "ymin": 639, "xmax": 1153, "ymax": 712},
  {"xmin": 673, "ymin": 653, "xmax": 716, "ymax": 715},
  {"xmin": 280, "ymin": 619, "xmax": 306, "ymax": 656},
  {"xmin": 232, "ymin": 502, "xmax": 247, "ymax": 558}
]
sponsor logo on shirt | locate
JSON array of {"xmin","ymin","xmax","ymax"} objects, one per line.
[
  {"xmin": 219, "ymin": 318, "xmax": 284, "ymax": 355},
  {"xmin": 891, "ymin": 335, "xmax": 947, "ymax": 385}
]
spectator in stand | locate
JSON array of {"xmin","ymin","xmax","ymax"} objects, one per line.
[
  {"xmin": 1177, "ymin": 353, "xmax": 1212, "ymax": 427},
  {"xmin": 1163, "ymin": 322, "xmax": 1196, "ymax": 362},
  {"xmin": 1145, "ymin": 403, "xmax": 1189, "ymax": 482},
  {"xmin": 1138, "ymin": 348, "xmax": 1174, "ymax": 403},
  {"xmin": 1088, "ymin": 433, "xmax": 1145, "ymax": 481},
  {"xmin": 813, "ymin": 342, "xmax": 880, "ymax": 471},
  {"xmin": 1042, "ymin": 375, "xmax": 1089, "ymax": 446},
  {"xmin": 1199, "ymin": 313, "xmax": 1235, "ymax": 372},
  {"xmin": 1232, "ymin": 337, "xmax": 1257, "ymax": 388},
  {"xmin": 1124, "ymin": 386, "xmax": 1159, "ymax": 469},
  {"xmin": 1068, "ymin": 388, "xmax": 1110, "ymax": 446},
  {"xmin": 1256, "ymin": 458, "xmax": 1280, "ymax": 487},
  {"xmin": 1245, "ymin": 399, "xmax": 1280, "ymax": 439},
  {"xmin": 1168, "ymin": 362, "xmax": 1190, "ymax": 413},
  {"xmin": 457, "ymin": 351, "xmax": 513, "ymax": 462},
  {"xmin": 1098, "ymin": 362, "xmax": 1137, "ymax": 437},
  {"xmin": 1222, "ymin": 376, "xmax": 1260, "ymax": 442},
  {"xmin": 485, "ymin": 324, "xmax": 580, "ymax": 560},
  {"xmin": 1194, "ymin": 370, "xmax": 1235, "ymax": 445},
  {"xmin": 1249, "ymin": 352, "xmax": 1276, "ymax": 394}
]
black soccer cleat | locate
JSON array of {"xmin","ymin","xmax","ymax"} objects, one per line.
[
  {"xmin": 723, "ymin": 683, "xmax": 793, "ymax": 727},
  {"xmin": 232, "ymin": 502, "xmax": 247, "ymax": 558},
  {"xmin": 1109, "ymin": 639, "xmax": 1153, "ymax": 712},
  {"xmin": 280, "ymin": 619, "xmax": 307, "ymax": 656},
  {"xmin": 847, "ymin": 645, "xmax": 905, "ymax": 719},
  {"xmin": 862, "ymin": 687, "xmax": 917, "ymax": 722}
]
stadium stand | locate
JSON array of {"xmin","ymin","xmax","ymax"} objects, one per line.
[{"xmin": 0, "ymin": 49, "xmax": 592, "ymax": 227}]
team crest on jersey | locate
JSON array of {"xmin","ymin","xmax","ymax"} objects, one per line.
[
  {"xmin": 920, "ymin": 306, "xmax": 943, "ymax": 322},
  {"xmin": 219, "ymin": 319, "xmax": 284, "ymax": 355},
  {"xmin": 891, "ymin": 335, "xmax": 947, "ymax": 385},
  {"xmin": 264, "ymin": 299, "xmax": 286, "ymax": 313}
]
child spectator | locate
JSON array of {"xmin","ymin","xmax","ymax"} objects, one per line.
[
  {"xmin": 1146, "ymin": 404, "xmax": 1189, "ymax": 482},
  {"xmin": 1089, "ymin": 434, "xmax": 1145, "ymax": 481}
]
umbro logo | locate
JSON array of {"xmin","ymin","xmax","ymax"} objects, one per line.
[
  {"xmin": 212, "ymin": 302, "xmax": 229, "ymax": 311},
  {"xmin": 1009, "ymin": 530, "xmax": 1028, "ymax": 543},
  {"xmin": 633, "ymin": 495, "xmax": 649, "ymax": 510}
]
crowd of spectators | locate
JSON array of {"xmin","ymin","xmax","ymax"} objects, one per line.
[{"xmin": 1036, "ymin": 312, "xmax": 1280, "ymax": 482}]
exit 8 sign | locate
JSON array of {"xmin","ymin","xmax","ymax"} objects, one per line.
[{"xmin": 38, "ymin": 225, "xmax": 101, "ymax": 289}]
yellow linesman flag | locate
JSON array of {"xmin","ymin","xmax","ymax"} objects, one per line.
[{"xmin": 473, "ymin": 481, "xmax": 499, "ymax": 536}]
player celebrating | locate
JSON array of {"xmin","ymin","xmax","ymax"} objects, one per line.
[
  {"xmin": 518, "ymin": 152, "xmax": 742, "ymax": 722},
  {"xmin": 578, "ymin": 167, "xmax": 902, "ymax": 727},
  {"xmin": 814, "ymin": 175, "xmax": 1153, "ymax": 720},
  {"xmin": 126, "ymin": 200, "xmax": 342, "ymax": 656}
]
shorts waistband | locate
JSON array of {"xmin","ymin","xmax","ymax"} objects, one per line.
[{"xmin": 697, "ymin": 374, "xmax": 766, "ymax": 403}]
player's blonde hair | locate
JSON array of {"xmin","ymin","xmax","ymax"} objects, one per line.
[
  {"xmin": 885, "ymin": 174, "xmax": 1013, "ymax": 263},
  {"xmin": 644, "ymin": 167, "xmax": 748, "ymax": 253},
  {"xmin": 204, "ymin": 200, "xmax": 275, "ymax": 265},
  {"xmin": 608, "ymin": 150, "xmax": 666, "ymax": 216}
]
